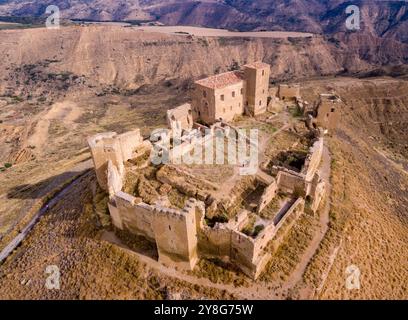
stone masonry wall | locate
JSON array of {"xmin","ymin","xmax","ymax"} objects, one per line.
[
  {"xmin": 257, "ymin": 180, "xmax": 278, "ymax": 213},
  {"xmin": 278, "ymin": 84, "xmax": 300, "ymax": 100}
]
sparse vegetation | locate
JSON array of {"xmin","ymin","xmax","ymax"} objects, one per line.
[{"xmin": 192, "ymin": 258, "xmax": 248, "ymax": 286}]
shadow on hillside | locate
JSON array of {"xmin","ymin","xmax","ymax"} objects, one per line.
[{"xmin": 6, "ymin": 169, "xmax": 90, "ymax": 200}]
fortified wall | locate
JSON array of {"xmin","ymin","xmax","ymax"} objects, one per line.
[
  {"xmin": 87, "ymin": 63, "xmax": 330, "ymax": 279},
  {"xmin": 87, "ymin": 125, "xmax": 325, "ymax": 279},
  {"xmin": 277, "ymin": 84, "xmax": 300, "ymax": 101}
]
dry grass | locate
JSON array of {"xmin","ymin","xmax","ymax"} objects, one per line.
[
  {"xmin": 302, "ymin": 129, "xmax": 408, "ymax": 299},
  {"xmin": 191, "ymin": 258, "xmax": 249, "ymax": 287},
  {"xmin": 260, "ymin": 213, "xmax": 319, "ymax": 283}
]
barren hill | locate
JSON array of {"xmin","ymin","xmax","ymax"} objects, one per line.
[
  {"xmin": 1, "ymin": 0, "xmax": 407, "ymax": 44},
  {"xmin": 1, "ymin": 25, "xmax": 407, "ymax": 96},
  {"xmin": 0, "ymin": 23, "xmax": 407, "ymax": 300}
]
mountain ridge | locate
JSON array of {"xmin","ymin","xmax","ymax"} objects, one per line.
[{"xmin": 0, "ymin": 0, "xmax": 407, "ymax": 43}]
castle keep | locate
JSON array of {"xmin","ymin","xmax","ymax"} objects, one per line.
[
  {"xmin": 192, "ymin": 62, "xmax": 270, "ymax": 124},
  {"xmin": 88, "ymin": 62, "xmax": 334, "ymax": 279}
]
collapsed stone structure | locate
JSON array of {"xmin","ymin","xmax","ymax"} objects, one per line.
[
  {"xmin": 166, "ymin": 103, "xmax": 194, "ymax": 136},
  {"xmin": 304, "ymin": 93, "xmax": 342, "ymax": 131},
  {"xmin": 278, "ymin": 84, "xmax": 300, "ymax": 101},
  {"xmin": 87, "ymin": 62, "xmax": 330, "ymax": 279}
]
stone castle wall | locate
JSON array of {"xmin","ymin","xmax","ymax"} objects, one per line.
[
  {"xmin": 88, "ymin": 127, "xmax": 325, "ymax": 278},
  {"xmin": 257, "ymin": 180, "xmax": 278, "ymax": 213},
  {"xmin": 278, "ymin": 84, "xmax": 300, "ymax": 100},
  {"xmin": 303, "ymin": 138, "xmax": 324, "ymax": 182},
  {"xmin": 86, "ymin": 63, "xmax": 333, "ymax": 279},
  {"xmin": 87, "ymin": 130, "xmax": 144, "ymax": 191}
]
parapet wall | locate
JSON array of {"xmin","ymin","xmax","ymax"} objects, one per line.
[
  {"xmin": 88, "ymin": 119, "xmax": 325, "ymax": 279},
  {"xmin": 110, "ymin": 190, "xmax": 202, "ymax": 270},
  {"xmin": 257, "ymin": 180, "xmax": 278, "ymax": 213},
  {"xmin": 303, "ymin": 138, "xmax": 324, "ymax": 182},
  {"xmin": 277, "ymin": 171, "xmax": 305, "ymax": 195}
]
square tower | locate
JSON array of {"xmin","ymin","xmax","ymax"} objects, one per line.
[
  {"xmin": 192, "ymin": 71, "xmax": 245, "ymax": 125},
  {"xmin": 244, "ymin": 62, "xmax": 271, "ymax": 116}
]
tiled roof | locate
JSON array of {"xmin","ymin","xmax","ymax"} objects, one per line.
[
  {"xmin": 195, "ymin": 71, "xmax": 244, "ymax": 89},
  {"xmin": 244, "ymin": 61, "xmax": 270, "ymax": 69}
]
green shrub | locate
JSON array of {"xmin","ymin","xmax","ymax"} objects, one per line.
[
  {"xmin": 4, "ymin": 163, "xmax": 12, "ymax": 168},
  {"xmin": 253, "ymin": 224, "xmax": 265, "ymax": 237}
]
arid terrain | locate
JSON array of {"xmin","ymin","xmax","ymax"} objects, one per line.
[{"xmin": 0, "ymin": 17, "xmax": 407, "ymax": 300}]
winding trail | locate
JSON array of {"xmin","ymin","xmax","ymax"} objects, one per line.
[{"xmin": 0, "ymin": 163, "xmax": 92, "ymax": 265}]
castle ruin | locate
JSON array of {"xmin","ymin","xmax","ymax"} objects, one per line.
[{"xmin": 88, "ymin": 62, "xmax": 333, "ymax": 279}]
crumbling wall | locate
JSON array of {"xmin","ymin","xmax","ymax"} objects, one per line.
[
  {"xmin": 88, "ymin": 130, "xmax": 145, "ymax": 191},
  {"xmin": 88, "ymin": 132, "xmax": 124, "ymax": 191},
  {"xmin": 198, "ymin": 225, "xmax": 232, "ymax": 257},
  {"xmin": 308, "ymin": 173, "xmax": 326, "ymax": 212},
  {"xmin": 315, "ymin": 94, "xmax": 342, "ymax": 130},
  {"xmin": 257, "ymin": 180, "xmax": 278, "ymax": 213},
  {"xmin": 112, "ymin": 191, "xmax": 155, "ymax": 240},
  {"xmin": 278, "ymin": 84, "xmax": 300, "ymax": 101},
  {"xmin": 167, "ymin": 103, "xmax": 194, "ymax": 135},
  {"xmin": 110, "ymin": 191, "xmax": 202, "ymax": 270},
  {"xmin": 117, "ymin": 129, "xmax": 144, "ymax": 161},
  {"xmin": 107, "ymin": 160, "xmax": 123, "ymax": 197},
  {"xmin": 157, "ymin": 165, "xmax": 216, "ymax": 199},
  {"xmin": 230, "ymin": 227, "xmax": 273, "ymax": 279},
  {"xmin": 231, "ymin": 232, "xmax": 255, "ymax": 272},
  {"xmin": 267, "ymin": 96, "xmax": 284, "ymax": 113},
  {"xmin": 303, "ymin": 138, "xmax": 324, "ymax": 182},
  {"xmin": 277, "ymin": 171, "xmax": 305, "ymax": 195},
  {"xmin": 168, "ymin": 130, "xmax": 214, "ymax": 165},
  {"xmin": 226, "ymin": 210, "xmax": 250, "ymax": 231}
]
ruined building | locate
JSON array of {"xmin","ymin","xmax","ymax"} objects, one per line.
[
  {"xmin": 87, "ymin": 62, "xmax": 330, "ymax": 279},
  {"xmin": 191, "ymin": 62, "xmax": 270, "ymax": 124},
  {"xmin": 304, "ymin": 93, "xmax": 342, "ymax": 131},
  {"xmin": 277, "ymin": 84, "xmax": 300, "ymax": 101},
  {"xmin": 88, "ymin": 128, "xmax": 325, "ymax": 279},
  {"xmin": 314, "ymin": 93, "xmax": 342, "ymax": 130}
]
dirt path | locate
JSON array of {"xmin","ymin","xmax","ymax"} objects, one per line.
[
  {"xmin": 101, "ymin": 231, "xmax": 280, "ymax": 300},
  {"xmin": 27, "ymin": 101, "xmax": 82, "ymax": 152},
  {"xmin": 0, "ymin": 171, "xmax": 91, "ymax": 264},
  {"xmin": 315, "ymin": 239, "xmax": 343, "ymax": 294},
  {"xmin": 0, "ymin": 159, "xmax": 92, "ymax": 254}
]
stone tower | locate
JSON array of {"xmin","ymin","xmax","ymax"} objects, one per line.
[{"xmin": 244, "ymin": 62, "xmax": 271, "ymax": 116}]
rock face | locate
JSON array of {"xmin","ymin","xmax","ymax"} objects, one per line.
[{"xmin": 1, "ymin": 25, "xmax": 407, "ymax": 98}]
